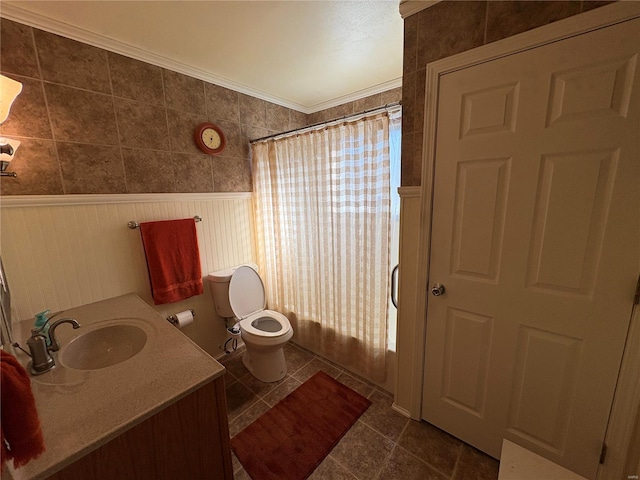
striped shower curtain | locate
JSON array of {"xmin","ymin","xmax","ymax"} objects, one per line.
[{"xmin": 251, "ymin": 111, "xmax": 391, "ymax": 381}]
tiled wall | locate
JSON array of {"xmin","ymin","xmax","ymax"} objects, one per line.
[
  {"xmin": 0, "ymin": 18, "xmax": 310, "ymax": 195},
  {"xmin": 0, "ymin": 18, "xmax": 402, "ymax": 196},
  {"xmin": 308, "ymin": 87, "xmax": 402, "ymax": 126},
  {"xmin": 401, "ymin": 0, "xmax": 614, "ymax": 186}
]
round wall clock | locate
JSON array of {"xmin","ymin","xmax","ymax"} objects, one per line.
[{"xmin": 194, "ymin": 122, "xmax": 226, "ymax": 155}]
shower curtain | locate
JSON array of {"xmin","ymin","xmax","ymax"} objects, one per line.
[{"xmin": 251, "ymin": 110, "xmax": 393, "ymax": 381}]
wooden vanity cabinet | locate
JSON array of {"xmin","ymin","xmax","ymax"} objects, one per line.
[{"xmin": 47, "ymin": 375, "xmax": 232, "ymax": 480}]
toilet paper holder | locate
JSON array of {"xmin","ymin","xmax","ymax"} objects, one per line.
[{"xmin": 167, "ymin": 309, "xmax": 195, "ymax": 325}]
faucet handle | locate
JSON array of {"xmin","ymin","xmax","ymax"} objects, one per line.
[{"xmin": 27, "ymin": 332, "xmax": 55, "ymax": 375}]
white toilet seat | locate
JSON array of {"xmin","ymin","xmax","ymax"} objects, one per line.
[{"xmin": 239, "ymin": 309, "xmax": 291, "ymax": 338}]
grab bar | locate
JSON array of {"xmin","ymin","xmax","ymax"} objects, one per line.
[
  {"xmin": 127, "ymin": 215, "xmax": 202, "ymax": 229},
  {"xmin": 390, "ymin": 264, "xmax": 399, "ymax": 309}
]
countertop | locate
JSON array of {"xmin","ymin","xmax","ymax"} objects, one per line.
[{"xmin": 6, "ymin": 293, "xmax": 225, "ymax": 480}]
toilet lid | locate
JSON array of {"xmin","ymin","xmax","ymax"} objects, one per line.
[{"xmin": 228, "ymin": 265, "xmax": 266, "ymax": 319}]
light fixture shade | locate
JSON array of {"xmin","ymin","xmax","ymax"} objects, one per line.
[{"xmin": 0, "ymin": 75, "xmax": 23, "ymax": 124}]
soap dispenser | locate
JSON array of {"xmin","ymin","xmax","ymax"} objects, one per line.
[{"xmin": 34, "ymin": 309, "xmax": 51, "ymax": 346}]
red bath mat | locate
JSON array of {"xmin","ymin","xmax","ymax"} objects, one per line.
[{"xmin": 231, "ymin": 371, "xmax": 371, "ymax": 480}]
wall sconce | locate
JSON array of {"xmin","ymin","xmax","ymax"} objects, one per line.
[
  {"xmin": 0, "ymin": 75, "xmax": 23, "ymax": 124},
  {"xmin": 0, "ymin": 75, "xmax": 23, "ymax": 178},
  {"xmin": 0, "ymin": 138, "xmax": 20, "ymax": 177}
]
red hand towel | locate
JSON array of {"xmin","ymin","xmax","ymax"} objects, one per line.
[
  {"xmin": 139, "ymin": 218, "xmax": 203, "ymax": 305},
  {"xmin": 1, "ymin": 350, "xmax": 45, "ymax": 468}
]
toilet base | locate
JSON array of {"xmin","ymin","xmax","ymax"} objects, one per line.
[{"xmin": 242, "ymin": 348, "xmax": 287, "ymax": 383}]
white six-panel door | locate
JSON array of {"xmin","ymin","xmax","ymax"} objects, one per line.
[{"xmin": 422, "ymin": 17, "xmax": 639, "ymax": 479}]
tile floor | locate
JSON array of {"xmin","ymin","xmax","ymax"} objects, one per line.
[{"xmin": 221, "ymin": 343, "xmax": 499, "ymax": 480}]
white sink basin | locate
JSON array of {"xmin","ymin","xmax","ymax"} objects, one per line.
[{"xmin": 60, "ymin": 323, "xmax": 147, "ymax": 370}]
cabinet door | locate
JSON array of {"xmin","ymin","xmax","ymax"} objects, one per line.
[{"xmin": 47, "ymin": 377, "xmax": 233, "ymax": 480}]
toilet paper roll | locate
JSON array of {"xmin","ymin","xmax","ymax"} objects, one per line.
[{"xmin": 174, "ymin": 310, "xmax": 194, "ymax": 328}]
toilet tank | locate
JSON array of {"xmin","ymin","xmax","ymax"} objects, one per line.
[{"xmin": 207, "ymin": 264, "xmax": 258, "ymax": 318}]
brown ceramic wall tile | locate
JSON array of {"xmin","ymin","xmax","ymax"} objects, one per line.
[
  {"xmin": 401, "ymin": 70, "xmax": 417, "ymax": 134},
  {"xmin": 305, "ymin": 88, "xmax": 399, "ymax": 130},
  {"xmin": 289, "ymin": 110, "xmax": 309, "ymax": 130},
  {"xmin": 242, "ymin": 124, "xmax": 269, "ymax": 143},
  {"xmin": 45, "ymin": 83, "xmax": 119, "ymax": 145},
  {"xmin": 403, "ymin": 14, "xmax": 418, "ymax": 79},
  {"xmin": 57, "ymin": 142, "xmax": 125, "ymax": 194},
  {"xmin": 167, "ymin": 109, "xmax": 207, "ymax": 154},
  {"xmin": 0, "ymin": 19, "xmax": 39, "ymax": 78},
  {"xmin": 163, "ymin": 69, "xmax": 205, "ymax": 114},
  {"xmin": 4, "ymin": 18, "xmax": 401, "ymax": 196},
  {"xmin": 266, "ymin": 103, "xmax": 290, "ymax": 132},
  {"xmin": 354, "ymin": 93, "xmax": 382, "ymax": 113},
  {"xmin": 381, "ymin": 87, "xmax": 402, "ymax": 105},
  {"xmin": 122, "ymin": 148, "xmax": 175, "ymax": 193},
  {"xmin": 414, "ymin": 68, "xmax": 427, "ymax": 134},
  {"xmin": 216, "ymin": 120, "xmax": 244, "ymax": 159},
  {"xmin": 308, "ymin": 102, "xmax": 352, "ymax": 125},
  {"xmin": 213, "ymin": 156, "xmax": 252, "ymax": 192},
  {"xmin": 108, "ymin": 53, "xmax": 164, "ymax": 105},
  {"xmin": 323, "ymin": 103, "xmax": 354, "ymax": 122},
  {"xmin": 412, "ymin": 131, "xmax": 424, "ymax": 186},
  {"xmin": 34, "ymin": 30, "xmax": 110, "ymax": 94},
  {"xmin": 114, "ymin": 98, "xmax": 169, "ymax": 150},
  {"xmin": 0, "ymin": 75, "xmax": 51, "ymax": 139},
  {"xmin": 486, "ymin": 1, "xmax": 581, "ymax": 43},
  {"xmin": 581, "ymin": 1, "xmax": 616, "ymax": 12},
  {"xmin": 401, "ymin": 133, "xmax": 415, "ymax": 186},
  {"xmin": 0, "ymin": 139, "xmax": 62, "ymax": 195},
  {"xmin": 206, "ymin": 83, "xmax": 240, "ymax": 123},
  {"xmin": 306, "ymin": 111, "xmax": 324, "ymax": 126},
  {"xmin": 417, "ymin": 1, "xmax": 486, "ymax": 67},
  {"xmin": 239, "ymin": 93, "xmax": 267, "ymax": 128},
  {"xmin": 173, "ymin": 152, "xmax": 214, "ymax": 192},
  {"xmin": 401, "ymin": 0, "xmax": 587, "ymax": 186}
]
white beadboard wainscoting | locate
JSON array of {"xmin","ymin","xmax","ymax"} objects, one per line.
[{"xmin": 0, "ymin": 193, "xmax": 257, "ymax": 358}]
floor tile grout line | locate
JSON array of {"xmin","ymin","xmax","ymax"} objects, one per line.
[
  {"xmin": 357, "ymin": 411, "xmax": 408, "ymax": 444},
  {"xmin": 394, "ymin": 441, "xmax": 456, "ymax": 480},
  {"xmin": 393, "ymin": 420, "xmax": 460, "ymax": 479},
  {"xmin": 372, "ymin": 443, "xmax": 397, "ymax": 480},
  {"xmin": 449, "ymin": 442, "xmax": 464, "ymax": 480},
  {"xmin": 325, "ymin": 454, "xmax": 361, "ymax": 480},
  {"xmin": 228, "ymin": 396, "xmax": 263, "ymax": 427}
]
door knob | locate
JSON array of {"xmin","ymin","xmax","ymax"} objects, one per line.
[{"xmin": 431, "ymin": 283, "xmax": 445, "ymax": 296}]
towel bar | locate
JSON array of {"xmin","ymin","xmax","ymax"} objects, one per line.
[{"xmin": 127, "ymin": 216, "xmax": 202, "ymax": 229}]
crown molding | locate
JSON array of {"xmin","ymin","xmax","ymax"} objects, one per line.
[
  {"xmin": 0, "ymin": 3, "xmax": 310, "ymax": 112},
  {"xmin": 1, "ymin": 3, "xmax": 402, "ymax": 115},
  {"xmin": 306, "ymin": 77, "xmax": 403, "ymax": 113},
  {"xmin": 0, "ymin": 192, "xmax": 253, "ymax": 208},
  {"xmin": 399, "ymin": 0, "xmax": 442, "ymax": 19}
]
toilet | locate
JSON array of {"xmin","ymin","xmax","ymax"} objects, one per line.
[{"xmin": 207, "ymin": 264, "xmax": 293, "ymax": 382}]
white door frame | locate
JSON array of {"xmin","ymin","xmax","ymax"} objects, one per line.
[{"xmin": 412, "ymin": 3, "xmax": 640, "ymax": 478}]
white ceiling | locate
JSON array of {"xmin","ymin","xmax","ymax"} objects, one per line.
[{"xmin": 3, "ymin": 1, "xmax": 404, "ymax": 113}]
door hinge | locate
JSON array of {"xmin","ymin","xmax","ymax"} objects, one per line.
[
  {"xmin": 634, "ymin": 275, "xmax": 640, "ymax": 305},
  {"xmin": 599, "ymin": 442, "xmax": 607, "ymax": 464}
]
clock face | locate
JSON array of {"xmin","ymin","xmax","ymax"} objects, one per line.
[
  {"xmin": 202, "ymin": 128, "xmax": 221, "ymax": 149},
  {"xmin": 194, "ymin": 122, "xmax": 225, "ymax": 155}
]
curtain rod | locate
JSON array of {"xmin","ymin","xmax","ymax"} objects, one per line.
[{"xmin": 250, "ymin": 101, "xmax": 401, "ymax": 144}]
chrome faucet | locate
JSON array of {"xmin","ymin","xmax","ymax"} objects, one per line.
[{"xmin": 27, "ymin": 317, "xmax": 81, "ymax": 375}]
